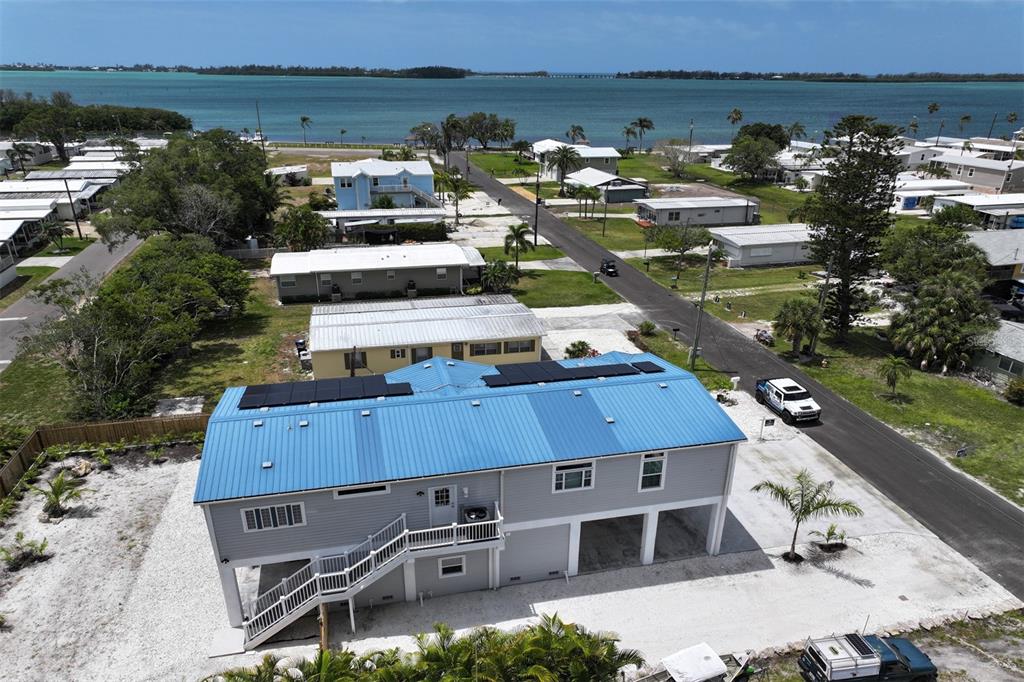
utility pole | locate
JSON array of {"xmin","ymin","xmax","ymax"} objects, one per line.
[
  {"xmin": 62, "ymin": 178, "xmax": 83, "ymax": 239},
  {"xmin": 255, "ymin": 100, "xmax": 267, "ymax": 162},
  {"xmin": 601, "ymin": 191, "xmax": 608, "ymax": 237},
  {"xmin": 808, "ymin": 261, "xmax": 833, "ymax": 357},
  {"xmin": 689, "ymin": 240, "xmax": 715, "ymax": 371},
  {"xmin": 986, "ymin": 112, "xmax": 998, "ymax": 140},
  {"xmin": 687, "ymin": 118, "xmax": 694, "ymax": 163},
  {"xmin": 533, "ymin": 161, "xmax": 541, "ymax": 246}
]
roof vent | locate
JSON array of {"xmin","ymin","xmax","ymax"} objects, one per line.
[
  {"xmin": 252, "ymin": 419, "xmax": 264, "ymax": 428},
  {"xmin": 573, "ymin": 390, "xmax": 582, "ymax": 397},
  {"xmin": 361, "ymin": 410, "xmax": 371, "ymax": 417},
  {"xmin": 259, "ymin": 406, "xmax": 269, "ymax": 413},
  {"xmin": 298, "ymin": 419, "xmax": 309, "ymax": 428},
  {"xmin": 605, "ymin": 417, "xmax": 615, "ymax": 424},
  {"xmin": 376, "ymin": 395, "xmax": 386, "ymax": 401},
  {"xmin": 659, "ymin": 382, "xmax": 668, "ymax": 389},
  {"xmin": 310, "ymin": 402, "xmax": 319, "ymax": 408},
  {"xmin": 446, "ymin": 361, "xmax": 455, "ymax": 366},
  {"xmin": 597, "ymin": 376, "xmax": 607, "ymax": 381},
  {"xmin": 261, "ymin": 461, "xmax": 273, "ymax": 469},
  {"xmin": 423, "ymin": 363, "xmax": 432, "ymax": 368},
  {"xmin": 471, "ymin": 400, "xmax": 481, "ymax": 407},
  {"xmin": 537, "ymin": 381, "xmax": 546, "ymax": 386}
]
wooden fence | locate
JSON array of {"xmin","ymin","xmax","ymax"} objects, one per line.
[{"xmin": 0, "ymin": 414, "xmax": 209, "ymax": 499}]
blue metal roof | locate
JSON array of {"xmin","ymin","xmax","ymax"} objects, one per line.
[{"xmin": 194, "ymin": 352, "xmax": 746, "ymax": 503}]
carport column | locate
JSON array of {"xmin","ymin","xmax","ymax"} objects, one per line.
[
  {"xmin": 641, "ymin": 510, "xmax": 658, "ymax": 565},
  {"xmin": 218, "ymin": 564, "xmax": 244, "ymax": 627},
  {"xmin": 403, "ymin": 559, "xmax": 416, "ymax": 602},
  {"xmin": 567, "ymin": 521, "xmax": 581, "ymax": 577},
  {"xmin": 708, "ymin": 444, "xmax": 739, "ymax": 556}
]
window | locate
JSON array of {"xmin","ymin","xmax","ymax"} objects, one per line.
[
  {"xmin": 750, "ymin": 247, "xmax": 774, "ymax": 257},
  {"xmin": 412, "ymin": 346, "xmax": 433, "ymax": 363},
  {"xmin": 955, "ymin": 166, "xmax": 962, "ymax": 176},
  {"xmin": 334, "ymin": 483, "xmax": 390, "ymax": 499},
  {"xmin": 242, "ymin": 503, "xmax": 306, "ymax": 532},
  {"xmin": 998, "ymin": 356, "xmax": 1022, "ymax": 375},
  {"xmin": 402, "ymin": 177, "xmax": 409, "ymax": 188},
  {"xmin": 968, "ymin": 168, "xmax": 975, "ymax": 178},
  {"xmin": 639, "ymin": 452, "xmax": 665, "ymax": 491},
  {"xmin": 504, "ymin": 339, "xmax": 536, "ymax": 354},
  {"xmin": 351, "ymin": 271, "xmax": 363, "ymax": 285},
  {"xmin": 344, "ymin": 351, "xmax": 367, "ymax": 370},
  {"xmin": 470, "ymin": 342, "xmax": 501, "ymax": 356},
  {"xmin": 279, "ymin": 275, "xmax": 296, "ymax": 288},
  {"xmin": 438, "ymin": 555, "xmax": 466, "ymax": 578},
  {"xmin": 800, "ymin": 244, "xmax": 810, "ymax": 250},
  {"xmin": 372, "ymin": 177, "xmax": 380, "ymax": 186},
  {"xmin": 386, "ymin": 270, "xmax": 396, "ymax": 280},
  {"xmin": 319, "ymin": 274, "xmax": 332, "ymax": 286},
  {"xmin": 338, "ymin": 177, "xmax": 352, "ymax": 188},
  {"xmin": 433, "ymin": 487, "xmax": 451, "ymax": 507},
  {"xmin": 390, "ymin": 348, "xmax": 407, "ymax": 359},
  {"xmin": 667, "ymin": 211, "xmax": 681, "ymax": 222},
  {"xmin": 553, "ymin": 461, "xmax": 594, "ymax": 492},
  {"xmin": 436, "ymin": 267, "xmax": 448, "ymax": 280}
]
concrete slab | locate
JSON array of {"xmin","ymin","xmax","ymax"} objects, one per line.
[
  {"xmin": 209, "ymin": 628, "xmax": 246, "ymax": 657},
  {"xmin": 152, "ymin": 396, "xmax": 205, "ymax": 416},
  {"xmin": 449, "ymin": 215, "xmax": 551, "ymax": 249},
  {"xmin": 543, "ymin": 328, "xmax": 644, "ymax": 359},
  {"xmin": 17, "ymin": 255, "xmax": 74, "ymax": 268},
  {"xmin": 444, "ymin": 191, "xmax": 512, "ymax": 218},
  {"xmin": 518, "ymin": 257, "xmax": 585, "ymax": 272}
]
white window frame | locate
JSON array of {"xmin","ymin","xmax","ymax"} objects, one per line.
[
  {"xmin": 319, "ymin": 273, "xmax": 332, "ymax": 286},
  {"xmin": 750, "ymin": 247, "xmax": 773, "ymax": 257},
  {"xmin": 637, "ymin": 452, "xmax": 666, "ymax": 492},
  {"xmin": 967, "ymin": 168, "xmax": 975, "ymax": 178},
  {"xmin": 667, "ymin": 210, "xmax": 681, "ymax": 222},
  {"xmin": 436, "ymin": 267, "xmax": 448, "ymax": 280},
  {"xmin": 386, "ymin": 270, "xmax": 396, "ymax": 281},
  {"xmin": 504, "ymin": 339, "xmax": 536, "ymax": 354},
  {"xmin": 279, "ymin": 275, "xmax": 296, "ymax": 288},
  {"xmin": 552, "ymin": 460, "xmax": 595, "ymax": 493},
  {"xmin": 334, "ymin": 483, "xmax": 390, "ymax": 499},
  {"xmin": 241, "ymin": 502, "xmax": 307, "ymax": 533},
  {"xmin": 340, "ymin": 178, "xmax": 353, "ymax": 188},
  {"xmin": 470, "ymin": 342, "xmax": 501, "ymax": 357},
  {"xmin": 351, "ymin": 271, "xmax": 363, "ymax": 285},
  {"xmin": 438, "ymin": 555, "xmax": 466, "ymax": 578},
  {"xmin": 390, "ymin": 348, "xmax": 407, "ymax": 359}
]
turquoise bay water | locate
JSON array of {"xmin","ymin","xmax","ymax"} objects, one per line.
[{"xmin": 1, "ymin": 70, "xmax": 1022, "ymax": 146}]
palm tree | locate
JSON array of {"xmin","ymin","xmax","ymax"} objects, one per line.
[
  {"xmin": 202, "ymin": 653, "xmax": 289, "ymax": 681},
  {"xmin": 787, "ymin": 121, "xmax": 806, "ymax": 142},
  {"xmin": 751, "ymin": 469, "xmax": 864, "ymax": 561},
  {"xmin": 926, "ymin": 102, "xmax": 940, "ymax": 142},
  {"xmin": 6, "ymin": 142, "xmax": 33, "ymax": 173},
  {"xmin": 566, "ymin": 124, "xmax": 585, "ymax": 143},
  {"xmin": 960, "ymin": 140, "xmax": 974, "ymax": 157},
  {"xmin": 631, "ymin": 117, "xmax": 655, "ymax": 153},
  {"xmin": 876, "ymin": 355, "xmax": 912, "ymax": 397},
  {"xmin": 480, "ymin": 259, "xmax": 519, "ymax": 293},
  {"xmin": 727, "ymin": 108, "xmax": 743, "ymax": 126},
  {"xmin": 958, "ymin": 114, "xmax": 972, "ymax": 136},
  {"xmin": 510, "ymin": 139, "xmax": 530, "ymax": 159},
  {"xmin": 296, "ymin": 648, "xmax": 359, "ymax": 681},
  {"xmin": 299, "ymin": 115, "xmax": 312, "ymax": 144},
  {"xmin": 339, "ymin": 128, "xmax": 347, "ymax": 144},
  {"xmin": 40, "ymin": 220, "xmax": 73, "ymax": 251},
  {"xmin": 1007, "ymin": 112, "xmax": 1019, "ymax": 133},
  {"xmin": 30, "ymin": 470, "xmax": 85, "ymax": 517},
  {"xmin": 772, "ymin": 296, "xmax": 821, "ymax": 354},
  {"xmin": 622, "ymin": 125, "xmax": 637, "ymax": 152},
  {"xmin": 440, "ymin": 172, "xmax": 472, "ymax": 225},
  {"xmin": 504, "ymin": 222, "xmax": 534, "ymax": 270},
  {"xmin": 576, "ymin": 184, "xmax": 603, "ymax": 217},
  {"xmin": 545, "ymin": 145, "xmax": 583, "ymax": 196},
  {"xmin": 907, "ymin": 117, "xmax": 919, "ymax": 139}
]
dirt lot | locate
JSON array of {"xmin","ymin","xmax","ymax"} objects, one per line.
[{"xmin": 651, "ymin": 181, "xmax": 752, "ymax": 199}]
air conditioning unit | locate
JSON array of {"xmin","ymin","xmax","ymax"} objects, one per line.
[{"xmin": 461, "ymin": 505, "xmax": 491, "ymax": 523}]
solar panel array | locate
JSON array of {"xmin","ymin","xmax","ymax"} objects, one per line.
[
  {"xmin": 238, "ymin": 375, "xmax": 413, "ymax": 409},
  {"xmin": 482, "ymin": 361, "xmax": 664, "ymax": 388}
]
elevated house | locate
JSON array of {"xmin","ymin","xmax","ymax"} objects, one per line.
[
  {"xmin": 308, "ymin": 294, "xmax": 544, "ymax": 377},
  {"xmin": 270, "ymin": 243, "xmax": 485, "ymax": 303},
  {"xmin": 969, "ymin": 229, "xmax": 1024, "ymax": 284},
  {"xmin": 530, "ymin": 139, "xmax": 620, "ymax": 179},
  {"xmin": 929, "ymin": 155, "xmax": 1024, "ymax": 194},
  {"xmin": 708, "ymin": 223, "xmax": 813, "ymax": 268},
  {"xmin": 635, "ymin": 196, "xmax": 759, "ymax": 227},
  {"xmin": 331, "ymin": 159, "xmax": 438, "ymax": 211},
  {"xmin": 194, "ymin": 352, "xmax": 746, "ymax": 649}
]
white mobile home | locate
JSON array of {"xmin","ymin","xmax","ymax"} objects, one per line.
[
  {"xmin": 635, "ymin": 197, "xmax": 759, "ymax": 227},
  {"xmin": 708, "ymin": 223, "xmax": 813, "ymax": 268}
]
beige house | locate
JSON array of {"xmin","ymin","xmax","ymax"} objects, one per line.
[{"xmin": 309, "ymin": 295, "xmax": 545, "ymax": 377}]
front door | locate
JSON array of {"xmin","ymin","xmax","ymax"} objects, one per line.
[
  {"xmin": 451, "ymin": 343, "xmax": 464, "ymax": 360},
  {"xmin": 428, "ymin": 485, "xmax": 457, "ymax": 526}
]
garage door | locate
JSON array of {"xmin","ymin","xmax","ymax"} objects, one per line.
[{"xmin": 500, "ymin": 524, "xmax": 570, "ymax": 586}]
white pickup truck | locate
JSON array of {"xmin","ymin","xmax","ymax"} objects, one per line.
[{"xmin": 755, "ymin": 377, "xmax": 822, "ymax": 424}]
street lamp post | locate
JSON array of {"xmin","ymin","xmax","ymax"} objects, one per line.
[
  {"xmin": 601, "ymin": 191, "xmax": 608, "ymax": 237},
  {"xmin": 689, "ymin": 240, "xmax": 715, "ymax": 371},
  {"xmin": 533, "ymin": 161, "xmax": 541, "ymax": 246}
]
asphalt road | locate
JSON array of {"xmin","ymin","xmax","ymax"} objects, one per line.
[
  {"xmin": 0, "ymin": 237, "xmax": 143, "ymax": 371},
  {"xmin": 457, "ymin": 153, "xmax": 1024, "ymax": 599}
]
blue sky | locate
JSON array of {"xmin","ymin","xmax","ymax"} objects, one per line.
[{"xmin": 1, "ymin": 0, "xmax": 1022, "ymax": 74}]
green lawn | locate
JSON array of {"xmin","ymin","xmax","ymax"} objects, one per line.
[
  {"xmin": 478, "ymin": 245, "xmax": 565, "ymax": 262},
  {"xmin": 37, "ymin": 237, "xmax": 95, "ymax": 257},
  {"xmin": 704, "ymin": 289, "xmax": 817, "ymax": 324},
  {"xmin": 628, "ymin": 255, "xmax": 819, "ymax": 294},
  {"xmin": 0, "ymin": 266, "xmax": 58, "ymax": 311},
  {"xmin": 616, "ymin": 154, "xmax": 679, "ymax": 183},
  {"xmin": 512, "ymin": 270, "xmax": 621, "ymax": 308},
  {"xmin": 471, "ymin": 152, "xmax": 539, "ymax": 177},
  {"xmin": 152, "ymin": 279, "xmax": 310, "ymax": 406},
  {"xmin": 517, "ymin": 181, "xmax": 563, "ymax": 200},
  {"xmin": 0, "ymin": 358, "xmax": 73, "ymax": 429},
  {"xmin": 640, "ymin": 331, "xmax": 732, "ymax": 390},
  {"xmin": 566, "ymin": 216, "xmax": 649, "ymax": 251},
  {"xmin": 796, "ymin": 329, "xmax": 1024, "ymax": 505}
]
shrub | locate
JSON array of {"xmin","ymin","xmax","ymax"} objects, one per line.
[
  {"xmin": 1005, "ymin": 377, "xmax": 1024, "ymax": 406},
  {"xmin": 29, "ymin": 471, "xmax": 86, "ymax": 517},
  {"xmin": 564, "ymin": 340, "xmax": 593, "ymax": 359},
  {"xmin": 0, "ymin": 532, "xmax": 49, "ymax": 571},
  {"xmin": 637, "ymin": 320, "xmax": 657, "ymax": 337}
]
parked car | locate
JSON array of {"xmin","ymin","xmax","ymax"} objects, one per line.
[
  {"xmin": 600, "ymin": 258, "xmax": 619, "ymax": 276},
  {"xmin": 755, "ymin": 377, "xmax": 821, "ymax": 424},
  {"xmin": 798, "ymin": 633, "xmax": 937, "ymax": 681}
]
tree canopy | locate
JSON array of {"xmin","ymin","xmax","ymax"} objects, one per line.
[
  {"xmin": 274, "ymin": 205, "xmax": 332, "ymax": 252},
  {"xmin": 880, "ymin": 217, "xmax": 989, "ymax": 288},
  {"xmin": 733, "ymin": 122, "xmax": 790, "ymax": 149},
  {"xmin": 95, "ymin": 129, "xmax": 281, "ymax": 246},
  {"xmin": 724, "ymin": 136, "xmax": 780, "ymax": 180}
]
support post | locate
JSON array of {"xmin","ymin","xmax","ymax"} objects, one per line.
[
  {"xmin": 403, "ymin": 559, "xmax": 417, "ymax": 602},
  {"xmin": 318, "ymin": 602, "xmax": 329, "ymax": 651},
  {"xmin": 217, "ymin": 564, "xmax": 244, "ymax": 627},
  {"xmin": 641, "ymin": 510, "xmax": 658, "ymax": 565},
  {"xmin": 706, "ymin": 501, "xmax": 729, "ymax": 556},
  {"xmin": 348, "ymin": 598, "xmax": 356, "ymax": 634},
  {"xmin": 567, "ymin": 521, "xmax": 581, "ymax": 577},
  {"xmin": 62, "ymin": 178, "xmax": 83, "ymax": 239}
]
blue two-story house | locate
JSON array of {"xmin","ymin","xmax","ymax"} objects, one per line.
[{"xmin": 331, "ymin": 159, "xmax": 438, "ymax": 210}]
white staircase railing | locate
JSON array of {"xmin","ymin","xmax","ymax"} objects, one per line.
[
  {"xmin": 371, "ymin": 183, "xmax": 443, "ymax": 208},
  {"xmin": 243, "ymin": 503, "xmax": 502, "ymax": 647}
]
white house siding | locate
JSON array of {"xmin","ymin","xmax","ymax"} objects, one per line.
[
  {"xmin": 414, "ymin": 549, "xmax": 490, "ymax": 598},
  {"xmin": 724, "ymin": 242, "xmax": 812, "ymax": 268},
  {"xmin": 500, "ymin": 445, "xmax": 732, "ymax": 525},
  {"xmin": 644, "ymin": 204, "xmax": 756, "ymax": 227},
  {"xmin": 500, "ymin": 524, "xmax": 571, "ymax": 585},
  {"xmin": 277, "ymin": 265, "xmax": 469, "ymax": 302},
  {"xmin": 207, "ymin": 471, "xmax": 501, "ymax": 566}
]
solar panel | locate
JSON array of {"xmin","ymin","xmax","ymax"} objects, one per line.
[
  {"xmin": 482, "ymin": 374, "xmax": 510, "ymax": 387},
  {"xmin": 264, "ymin": 384, "xmax": 295, "ymax": 407},
  {"xmin": 237, "ymin": 375, "xmax": 413, "ymax": 409},
  {"xmin": 238, "ymin": 384, "xmax": 271, "ymax": 410},
  {"xmin": 631, "ymin": 361, "xmax": 665, "ymax": 374},
  {"xmin": 290, "ymin": 382, "xmax": 317, "ymax": 403},
  {"xmin": 485, "ymin": 362, "xmax": 648, "ymax": 389},
  {"xmin": 314, "ymin": 378, "xmax": 341, "ymax": 402},
  {"xmin": 539, "ymin": 361, "xmax": 574, "ymax": 381},
  {"xmin": 339, "ymin": 379, "xmax": 363, "ymax": 401},
  {"xmin": 386, "ymin": 382, "xmax": 414, "ymax": 397},
  {"xmin": 844, "ymin": 634, "xmax": 874, "ymax": 657}
]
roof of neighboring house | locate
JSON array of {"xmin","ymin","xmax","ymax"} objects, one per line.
[
  {"xmin": 25, "ymin": 169, "xmax": 124, "ymax": 180},
  {"xmin": 269, "ymin": 243, "xmax": 485, "ymax": 276},
  {"xmin": 531, "ymin": 139, "xmax": 620, "ymax": 159},
  {"xmin": 969, "ymin": 230, "xmax": 1024, "ymax": 266},
  {"xmin": 0, "ymin": 198, "xmax": 58, "ymax": 211},
  {"xmin": 330, "ymin": 159, "xmax": 433, "ymax": 178},
  {"xmin": 635, "ymin": 196, "xmax": 757, "ymax": 209},
  {"xmin": 0, "ymin": 179, "xmax": 112, "ymax": 193},
  {"xmin": 986, "ymin": 321, "xmax": 1024, "ymax": 361},
  {"xmin": 0, "ymin": 208, "xmax": 55, "ymax": 221},
  {"xmin": 894, "ymin": 179, "xmax": 973, "ymax": 192},
  {"xmin": 311, "ymin": 294, "xmax": 516, "ymax": 316},
  {"xmin": 0, "ymin": 219, "xmax": 28, "ymax": 240},
  {"xmin": 192, "ymin": 352, "xmax": 747, "ymax": 503},
  {"xmin": 65, "ymin": 161, "xmax": 131, "ymax": 172},
  {"xmin": 932, "ymin": 154, "xmax": 1017, "ymax": 172},
  {"xmin": 266, "ymin": 164, "xmax": 308, "ymax": 176},
  {"xmin": 709, "ymin": 223, "xmax": 811, "ymax": 247},
  {"xmin": 316, "ymin": 208, "xmax": 445, "ymax": 220},
  {"xmin": 531, "ymin": 138, "xmax": 568, "ymax": 154},
  {"xmin": 309, "ymin": 297, "xmax": 545, "ymax": 352},
  {"xmin": 564, "ymin": 167, "xmax": 644, "ymax": 188},
  {"xmin": 945, "ymin": 193, "xmax": 1024, "ymax": 209}
]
